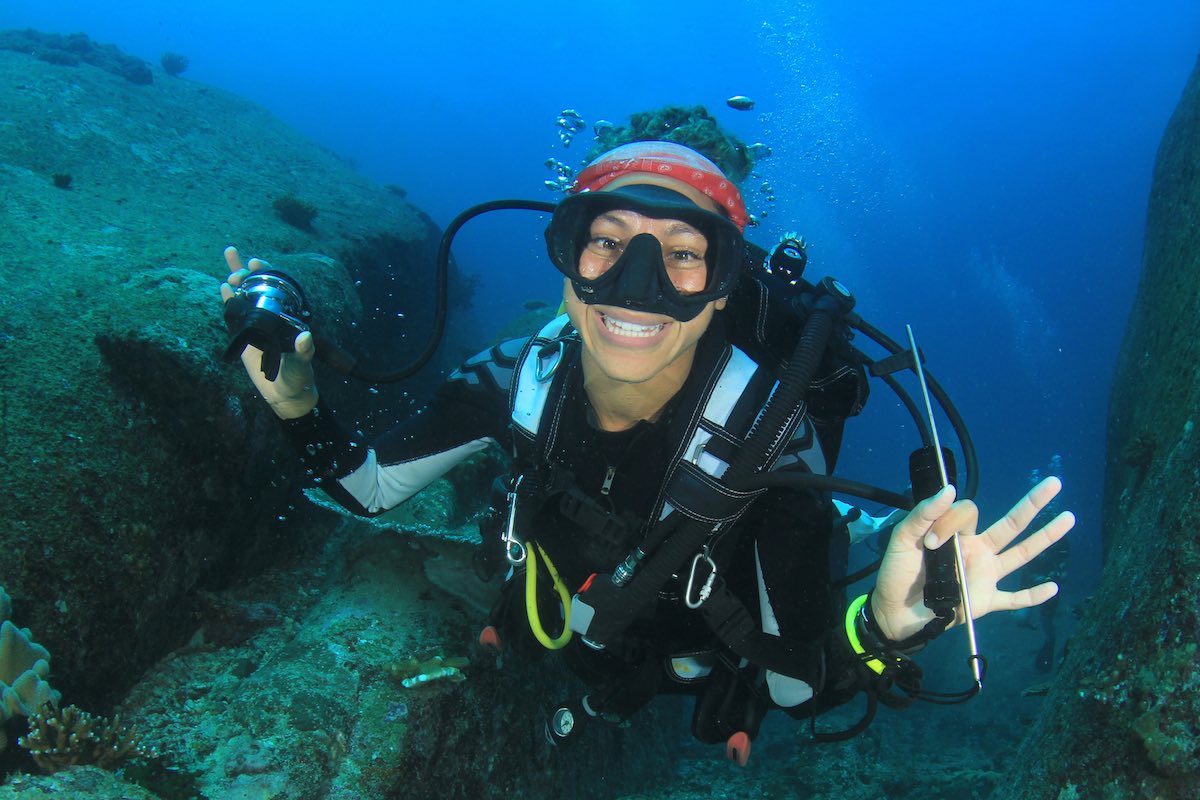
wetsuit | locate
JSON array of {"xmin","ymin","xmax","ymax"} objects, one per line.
[{"xmin": 281, "ymin": 317, "xmax": 868, "ymax": 737}]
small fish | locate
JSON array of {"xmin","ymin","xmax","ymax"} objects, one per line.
[
  {"xmin": 726, "ymin": 95, "xmax": 755, "ymax": 111},
  {"xmin": 523, "ymin": 300, "xmax": 550, "ymax": 311}
]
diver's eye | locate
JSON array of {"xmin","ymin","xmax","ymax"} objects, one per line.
[
  {"xmin": 586, "ymin": 236, "xmax": 623, "ymax": 257},
  {"xmin": 666, "ymin": 249, "xmax": 704, "ymax": 266}
]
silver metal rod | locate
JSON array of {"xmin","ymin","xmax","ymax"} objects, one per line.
[{"xmin": 905, "ymin": 325, "xmax": 983, "ymax": 687}]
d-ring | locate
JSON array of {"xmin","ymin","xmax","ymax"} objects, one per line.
[{"xmin": 535, "ymin": 340, "xmax": 566, "ymax": 382}]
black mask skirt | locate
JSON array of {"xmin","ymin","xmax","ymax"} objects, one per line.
[{"xmin": 543, "ymin": 184, "xmax": 745, "ymax": 322}]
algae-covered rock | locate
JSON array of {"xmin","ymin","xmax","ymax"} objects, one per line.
[
  {"xmin": 0, "ymin": 765, "xmax": 162, "ymax": 799},
  {"xmin": 0, "ymin": 37, "xmax": 476, "ymax": 718},
  {"xmin": 115, "ymin": 526, "xmax": 675, "ymax": 799}
]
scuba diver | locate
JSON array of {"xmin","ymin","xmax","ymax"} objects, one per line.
[
  {"xmin": 219, "ymin": 140, "xmax": 1074, "ymax": 765},
  {"xmin": 1020, "ymin": 456, "xmax": 1070, "ymax": 672}
]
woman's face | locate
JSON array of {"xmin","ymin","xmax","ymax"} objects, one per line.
[{"xmin": 565, "ymin": 208, "xmax": 726, "ymax": 387}]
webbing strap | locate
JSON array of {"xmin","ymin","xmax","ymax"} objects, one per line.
[{"xmin": 699, "ymin": 582, "xmax": 825, "ymax": 684}]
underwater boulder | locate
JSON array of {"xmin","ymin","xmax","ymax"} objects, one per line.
[{"xmin": 0, "ymin": 38, "xmax": 467, "ymax": 718}]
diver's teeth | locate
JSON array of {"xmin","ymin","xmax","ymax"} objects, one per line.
[{"xmin": 602, "ymin": 314, "xmax": 665, "ymax": 338}]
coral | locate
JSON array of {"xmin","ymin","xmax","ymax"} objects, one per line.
[
  {"xmin": 1132, "ymin": 706, "xmax": 1193, "ymax": 773},
  {"xmin": 1120, "ymin": 432, "xmax": 1155, "ymax": 470},
  {"xmin": 1077, "ymin": 641, "xmax": 1200, "ymax": 779},
  {"xmin": 1056, "ymin": 784, "xmax": 1080, "ymax": 800},
  {"xmin": 1127, "ymin": 642, "xmax": 1200, "ymax": 776},
  {"xmin": 387, "ymin": 655, "xmax": 469, "ymax": 689},
  {"xmin": 18, "ymin": 703, "xmax": 152, "ymax": 772},
  {"xmin": 159, "ymin": 51, "xmax": 189, "ymax": 76},
  {"xmin": 272, "ymin": 194, "xmax": 319, "ymax": 230},
  {"xmin": 51, "ymin": 173, "xmax": 72, "ymax": 190},
  {"xmin": 587, "ymin": 105, "xmax": 756, "ymax": 184},
  {"xmin": 1, "ymin": 586, "xmax": 61, "ymax": 739}
]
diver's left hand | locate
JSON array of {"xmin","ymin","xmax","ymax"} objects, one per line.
[{"xmin": 869, "ymin": 477, "xmax": 1075, "ymax": 644}]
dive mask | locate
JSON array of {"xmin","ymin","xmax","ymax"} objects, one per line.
[{"xmin": 544, "ymin": 184, "xmax": 745, "ymax": 322}]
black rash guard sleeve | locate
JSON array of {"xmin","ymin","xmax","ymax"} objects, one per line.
[{"xmin": 278, "ymin": 336, "xmax": 527, "ymax": 517}]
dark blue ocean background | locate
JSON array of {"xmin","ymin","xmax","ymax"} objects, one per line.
[{"xmin": 5, "ymin": 0, "xmax": 1197, "ymax": 678}]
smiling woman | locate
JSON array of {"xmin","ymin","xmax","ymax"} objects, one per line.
[{"xmin": 540, "ymin": 142, "xmax": 748, "ymax": 423}]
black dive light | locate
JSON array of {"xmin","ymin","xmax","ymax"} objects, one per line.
[
  {"xmin": 910, "ymin": 446, "xmax": 960, "ymax": 616},
  {"xmin": 221, "ymin": 270, "xmax": 311, "ymax": 381}
]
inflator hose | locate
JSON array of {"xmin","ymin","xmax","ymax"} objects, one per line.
[{"xmin": 319, "ymin": 199, "xmax": 557, "ymax": 384}]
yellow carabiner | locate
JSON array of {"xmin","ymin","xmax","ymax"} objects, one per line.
[{"xmin": 525, "ymin": 541, "xmax": 573, "ymax": 650}]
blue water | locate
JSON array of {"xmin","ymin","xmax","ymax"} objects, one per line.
[{"xmin": 5, "ymin": 0, "xmax": 1198, "ymax": 598}]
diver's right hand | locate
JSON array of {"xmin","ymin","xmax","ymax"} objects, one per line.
[{"xmin": 221, "ymin": 246, "xmax": 319, "ymax": 420}]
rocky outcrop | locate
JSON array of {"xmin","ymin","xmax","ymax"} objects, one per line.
[
  {"xmin": 993, "ymin": 57, "xmax": 1200, "ymax": 800},
  {"xmin": 109, "ymin": 528, "xmax": 674, "ymax": 799},
  {"xmin": 0, "ymin": 38, "xmax": 475, "ymax": 717}
]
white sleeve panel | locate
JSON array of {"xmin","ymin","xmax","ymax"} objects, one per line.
[
  {"xmin": 833, "ymin": 499, "xmax": 906, "ymax": 545},
  {"xmin": 755, "ymin": 542, "xmax": 816, "ymax": 708},
  {"xmin": 337, "ymin": 437, "xmax": 497, "ymax": 514}
]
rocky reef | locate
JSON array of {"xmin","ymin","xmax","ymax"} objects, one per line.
[
  {"xmin": 992, "ymin": 57, "xmax": 1200, "ymax": 800},
  {"xmin": 0, "ymin": 30, "xmax": 153, "ymax": 85}
]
